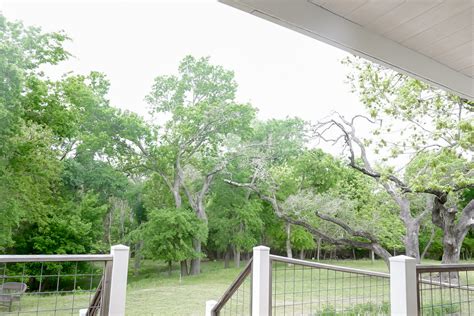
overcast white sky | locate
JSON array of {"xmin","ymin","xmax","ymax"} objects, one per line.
[{"xmin": 0, "ymin": 0, "xmax": 365, "ymax": 122}]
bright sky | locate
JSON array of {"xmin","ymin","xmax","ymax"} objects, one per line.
[{"xmin": 0, "ymin": 0, "xmax": 364, "ymax": 122}]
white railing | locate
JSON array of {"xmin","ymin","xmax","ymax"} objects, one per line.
[
  {"xmin": 208, "ymin": 246, "xmax": 474, "ymax": 316},
  {"xmin": 0, "ymin": 244, "xmax": 129, "ymax": 316}
]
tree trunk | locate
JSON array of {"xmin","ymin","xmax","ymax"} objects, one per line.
[
  {"xmin": 190, "ymin": 239, "xmax": 201, "ymax": 275},
  {"xmin": 421, "ymin": 227, "xmax": 436, "ymax": 260},
  {"xmin": 299, "ymin": 249, "xmax": 304, "ymax": 260},
  {"xmin": 403, "ymin": 217, "xmax": 421, "ymax": 262},
  {"xmin": 285, "ymin": 222, "xmax": 293, "ymax": 258},
  {"xmin": 371, "ymin": 243, "xmax": 391, "ymax": 268},
  {"xmin": 316, "ymin": 238, "xmax": 321, "ymax": 261},
  {"xmin": 353, "ymin": 248, "xmax": 356, "ymax": 260},
  {"xmin": 233, "ymin": 246, "xmax": 240, "ymax": 268},
  {"xmin": 433, "ymin": 198, "xmax": 474, "ymax": 265},
  {"xmin": 224, "ymin": 248, "xmax": 230, "ymax": 269},
  {"xmin": 441, "ymin": 210, "xmax": 462, "ymax": 264},
  {"xmin": 134, "ymin": 240, "xmax": 143, "ymax": 276},
  {"xmin": 167, "ymin": 261, "xmax": 172, "ymax": 276},
  {"xmin": 180, "ymin": 260, "xmax": 188, "ymax": 277},
  {"xmin": 370, "ymin": 250, "xmax": 375, "ymax": 263}
]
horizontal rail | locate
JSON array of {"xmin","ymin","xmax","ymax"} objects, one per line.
[
  {"xmin": 417, "ymin": 263, "xmax": 474, "ymax": 292},
  {"xmin": 212, "ymin": 258, "xmax": 253, "ymax": 314},
  {"xmin": 416, "ymin": 264, "xmax": 474, "ymax": 273},
  {"xmin": 0, "ymin": 254, "xmax": 113, "ymax": 263},
  {"xmin": 270, "ymin": 255, "xmax": 390, "ymax": 278}
]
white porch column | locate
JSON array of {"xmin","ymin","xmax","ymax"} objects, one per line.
[
  {"xmin": 252, "ymin": 245, "xmax": 271, "ymax": 316},
  {"xmin": 109, "ymin": 245, "xmax": 130, "ymax": 316},
  {"xmin": 390, "ymin": 255, "xmax": 417, "ymax": 316}
]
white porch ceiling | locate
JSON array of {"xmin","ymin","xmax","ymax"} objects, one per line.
[{"xmin": 219, "ymin": 0, "xmax": 474, "ymax": 100}]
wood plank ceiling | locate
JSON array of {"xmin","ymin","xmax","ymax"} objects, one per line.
[{"xmin": 309, "ymin": 0, "xmax": 473, "ymax": 78}]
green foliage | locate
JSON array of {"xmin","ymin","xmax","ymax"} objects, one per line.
[
  {"xmin": 342, "ymin": 56, "xmax": 473, "ymax": 192},
  {"xmin": 208, "ymin": 180, "xmax": 263, "ymax": 253},
  {"xmin": 290, "ymin": 226, "xmax": 315, "ymax": 251},
  {"xmin": 405, "ymin": 149, "xmax": 473, "ymax": 193},
  {"xmin": 13, "ymin": 193, "xmax": 108, "ymax": 255},
  {"xmin": 141, "ymin": 208, "xmax": 207, "ymax": 263}
]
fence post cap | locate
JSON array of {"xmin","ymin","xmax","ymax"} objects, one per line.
[
  {"xmin": 389, "ymin": 255, "xmax": 416, "ymax": 263},
  {"xmin": 205, "ymin": 300, "xmax": 218, "ymax": 316},
  {"xmin": 253, "ymin": 245, "xmax": 270, "ymax": 252},
  {"xmin": 111, "ymin": 244, "xmax": 129, "ymax": 251}
]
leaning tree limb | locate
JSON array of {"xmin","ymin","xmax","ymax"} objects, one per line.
[
  {"xmin": 224, "ymin": 179, "xmax": 392, "ymax": 267},
  {"xmin": 314, "ymin": 113, "xmax": 428, "ymax": 261}
]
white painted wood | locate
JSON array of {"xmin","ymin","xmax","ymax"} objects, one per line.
[
  {"xmin": 79, "ymin": 309, "xmax": 87, "ymax": 316},
  {"xmin": 219, "ymin": 0, "xmax": 474, "ymax": 98},
  {"xmin": 252, "ymin": 246, "xmax": 270, "ymax": 316},
  {"xmin": 320, "ymin": 0, "xmax": 368, "ymax": 17},
  {"xmin": 402, "ymin": 10, "xmax": 471, "ymax": 51},
  {"xmin": 450, "ymin": 55, "xmax": 474, "ymax": 72},
  {"xmin": 205, "ymin": 300, "xmax": 217, "ymax": 316},
  {"xmin": 0, "ymin": 254, "xmax": 113, "ymax": 263},
  {"xmin": 347, "ymin": 0, "xmax": 405, "ymax": 26},
  {"xmin": 389, "ymin": 255, "xmax": 417, "ymax": 316},
  {"xmin": 385, "ymin": 1, "xmax": 472, "ymax": 43},
  {"xmin": 461, "ymin": 65, "xmax": 474, "ymax": 77},
  {"xmin": 109, "ymin": 245, "xmax": 130, "ymax": 316},
  {"xmin": 418, "ymin": 25, "xmax": 473, "ymax": 58},
  {"xmin": 437, "ymin": 41, "xmax": 473, "ymax": 65},
  {"xmin": 365, "ymin": 1, "xmax": 442, "ymax": 35}
]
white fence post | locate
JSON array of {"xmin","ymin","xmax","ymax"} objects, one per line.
[
  {"xmin": 390, "ymin": 255, "xmax": 417, "ymax": 316},
  {"xmin": 205, "ymin": 300, "xmax": 217, "ymax": 316},
  {"xmin": 252, "ymin": 245, "xmax": 271, "ymax": 316},
  {"xmin": 109, "ymin": 245, "xmax": 130, "ymax": 316}
]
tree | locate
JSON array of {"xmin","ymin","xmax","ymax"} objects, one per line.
[
  {"xmin": 141, "ymin": 208, "xmax": 207, "ymax": 276},
  {"xmin": 0, "ymin": 14, "xmax": 147, "ymax": 256},
  {"xmin": 330, "ymin": 56, "xmax": 474, "ymax": 263},
  {"xmin": 225, "ymin": 148, "xmax": 397, "ymax": 267},
  {"xmin": 208, "ymin": 179, "xmax": 263, "ymax": 268},
  {"xmin": 0, "ymin": 14, "xmax": 69, "ymax": 251},
  {"xmin": 314, "ymin": 113, "xmax": 429, "ymax": 262},
  {"xmin": 140, "ymin": 56, "xmax": 256, "ymax": 274}
]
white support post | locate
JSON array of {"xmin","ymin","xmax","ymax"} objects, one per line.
[
  {"xmin": 109, "ymin": 245, "xmax": 130, "ymax": 316},
  {"xmin": 205, "ymin": 300, "xmax": 217, "ymax": 316},
  {"xmin": 390, "ymin": 255, "xmax": 417, "ymax": 316},
  {"xmin": 252, "ymin": 245, "xmax": 271, "ymax": 316}
]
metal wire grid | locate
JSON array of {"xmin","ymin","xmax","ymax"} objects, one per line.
[
  {"xmin": 0, "ymin": 261, "xmax": 105, "ymax": 315},
  {"xmin": 213, "ymin": 259, "xmax": 253, "ymax": 316},
  {"xmin": 417, "ymin": 267, "xmax": 474, "ymax": 315},
  {"xmin": 270, "ymin": 258, "xmax": 390, "ymax": 316},
  {"xmin": 218, "ymin": 273, "xmax": 252, "ymax": 316}
]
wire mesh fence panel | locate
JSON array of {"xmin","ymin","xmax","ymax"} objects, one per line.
[
  {"xmin": 270, "ymin": 257, "xmax": 390, "ymax": 316},
  {"xmin": 218, "ymin": 273, "xmax": 252, "ymax": 316},
  {"xmin": 417, "ymin": 266, "xmax": 474, "ymax": 316},
  {"xmin": 212, "ymin": 259, "xmax": 253, "ymax": 316},
  {"xmin": 0, "ymin": 258, "xmax": 109, "ymax": 316}
]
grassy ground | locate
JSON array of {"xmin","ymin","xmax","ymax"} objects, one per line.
[
  {"xmin": 3, "ymin": 258, "xmax": 473, "ymax": 315},
  {"xmin": 124, "ymin": 258, "xmax": 391, "ymax": 315},
  {"xmin": 125, "ymin": 259, "xmax": 246, "ymax": 316}
]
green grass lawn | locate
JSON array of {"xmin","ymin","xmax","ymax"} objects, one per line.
[
  {"xmin": 3, "ymin": 258, "xmax": 473, "ymax": 315},
  {"xmin": 126, "ymin": 258, "xmax": 474, "ymax": 315},
  {"xmin": 125, "ymin": 258, "xmax": 392, "ymax": 315}
]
